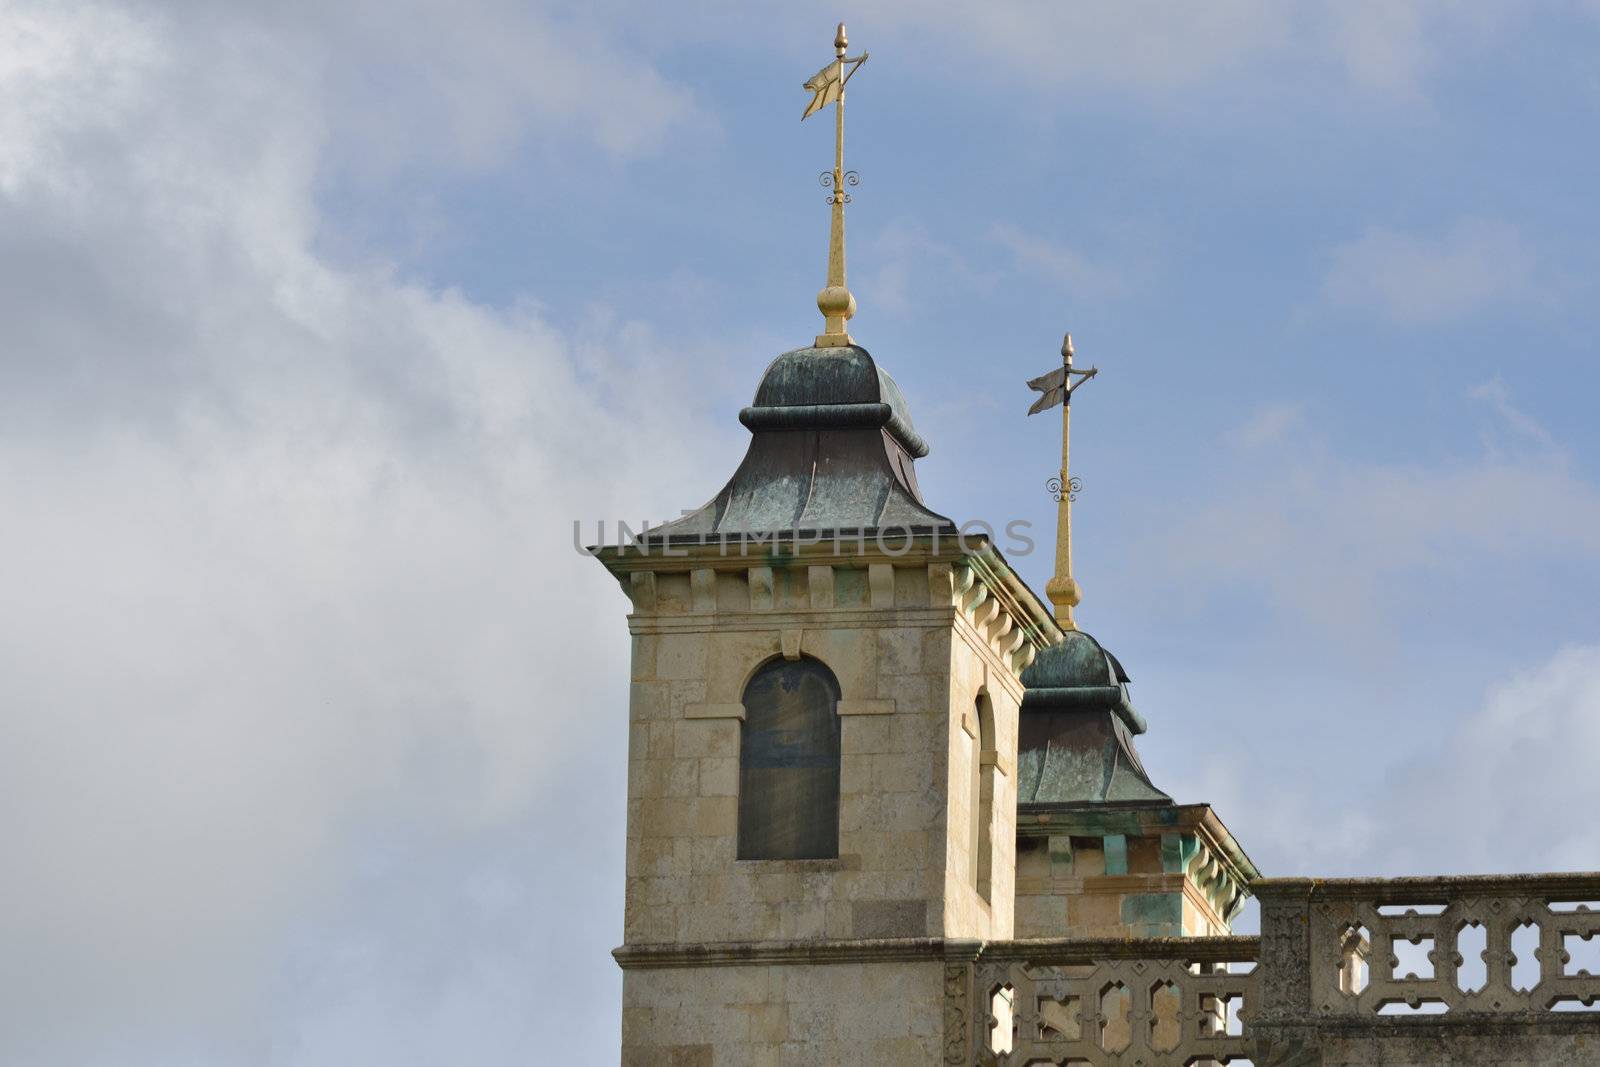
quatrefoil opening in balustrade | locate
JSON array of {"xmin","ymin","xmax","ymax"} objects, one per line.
[
  {"xmin": 988, "ymin": 983, "xmax": 1015, "ymax": 1055},
  {"xmin": 1200, "ymin": 991, "xmax": 1246, "ymax": 1038},
  {"xmin": 1097, "ymin": 980, "xmax": 1132, "ymax": 1053},
  {"xmin": 1389, "ymin": 933, "xmax": 1437, "ymax": 982},
  {"xmin": 1510, "ymin": 919, "xmax": 1542, "ymax": 994},
  {"xmin": 1375, "ymin": 928, "xmax": 1447, "ymax": 1015},
  {"xmin": 1338, "ymin": 923, "xmax": 1371, "ymax": 996},
  {"xmin": 1037, "ymin": 994, "xmax": 1082, "ymax": 1042},
  {"xmin": 1456, "ymin": 920, "xmax": 1488, "ymax": 993},
  {"xmin": 1563, "ymin": 931, "xmax": 1600, "ymax": 979},
  {"xmin": 1146, "ymin": 979, "xmax": 1181, "ymax": 1053}
]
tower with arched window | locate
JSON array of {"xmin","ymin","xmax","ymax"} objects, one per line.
[
  {"xmin": 590, "ymin": 25, "xmax": 1260, "ymax": 1065},
  {"xmin": 575, "ymin": 22, "xmax": 1600, "ymax": 1066},
  {"xmin": 594, "ymin": 334, "xmax": 1060, "ymax": 1064}
]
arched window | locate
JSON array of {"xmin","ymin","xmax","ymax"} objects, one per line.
[
  {"xmin": 971, "ymin": 692, "xmax": 996, "ymax": 901},
  {"xmin": 738, "ymin": 657, "xmax": 841, "ymax": 860}
]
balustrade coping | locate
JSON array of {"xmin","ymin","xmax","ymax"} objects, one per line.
[
  {"xmin": 614, "ymin": 934, "xmax": 1259, "ymax": 970},
  {"xmin": 977, "ymin": 934, "xmax": 1258, "ymax": 963},
  {"xmin": 1253, "ymin": 871, "xmax": 1600, "ymax": 902}
]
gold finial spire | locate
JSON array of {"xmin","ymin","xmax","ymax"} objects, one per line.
[
  {"xmin": 801, "ymin": 23, "xmax": 868, "ymax": 347},
  {"xmin": 1025, "ymin": 331, "xmax": 1098, "ymax": 629}
]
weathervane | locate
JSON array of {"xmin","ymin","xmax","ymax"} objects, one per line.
[
  {"xmin": 802, "ymin": 23, "xmax": 868, "ymax": 347},
  {"xmin": 1026, "ymin": 332, "xmax": 1098, "ymax": 629}
]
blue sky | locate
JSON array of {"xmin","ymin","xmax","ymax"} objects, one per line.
[{"xmin": 4, "ymin": 2, "xmax": 1600, "ymax": 1063}]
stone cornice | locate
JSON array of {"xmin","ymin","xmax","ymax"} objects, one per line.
[
  {"xmin": 606, "ymin": 538, "xmax": 1061, "ymax": 678},
  {"xmin": 627, "ymin": 606, "xmax": 958, "ymax": 636},
  {"xmin": 592, "ymin": 534, "xmax": 968, "ymax": 574},
  {"xmin": 958, "ymin": 541, "xmax": 1058, "ymax": 659}
]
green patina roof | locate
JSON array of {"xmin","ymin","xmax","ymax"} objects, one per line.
[
  {"xmin": 647, "ymin": 344, "xmax": 953, "ymax": 540},
  {"xmin": 746, "ymin": 345, "xmax": 926, "ymax": 457},
  {"xmin": 1017, "ymin": 630, "xmax": 1170, "ymax": 806},
  {"xmin": 1020, "ymin": 629, "xmax": 1130, "ymax": 690}
]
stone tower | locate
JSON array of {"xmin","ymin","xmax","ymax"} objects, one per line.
[
  {"xmin": 594, "ymin": 342, "xmax": 1061, "ymax": 1064},
  {"xmin": 592, "ymin": 25, "xmax": 1259, "ymax": 1064},
  {"xmin": 1014, "ymin": 331, "xmax": 1259, "ymax": 947},
  {"xmin": 585, "ymin": 25, "xmax": 1600, "ymax": 1066},
  {"xmin": 1012, "ymin": 628, "xmax": 1258, "ymax": 940}
]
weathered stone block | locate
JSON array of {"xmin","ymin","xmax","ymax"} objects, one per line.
[
  {"xmin": 693, "ymin": 796, "xmax": 738, "ymax": 837},
  {"xmin": 698, "ymin": 757, "xmax": 738, "ymax": 797},
  {"xmin": 655, "ymin": 572, "xmax": 692, "ymax": 614},
  {"xmin": 831, "ymin": 565, "xmax": 868, "ymax": 609},
  {"xmin": 631, "ymin": 634, "xmax": 657, "ymax": 681},
  {"xmin": 714, "ymin": 570, "xmax": 750, "ymax": 613},
  {"xmin": 872, "ymin": 751, "xmax": 932, "ymax": 793},
  {"xmin": 658, "ymin": 633, "xmax": 709, "ymax": 679},
  {"xmin": 842, "ymin": 716, "xmax": 893, "ymax": 754},
  {"xmin": 852, "ymin": 898, "xmax": 928, "ymax": 937},
  {"xmin": 877, "ymin": 627, "xmax": 922, "ymax": 675},
  {"xmin": 1069, "ymin": 892, "xmax": 1125, "ymax": 931},
  {"xmin": 1127, "ymin": 834, "xmax": 1162, "ymax": 874},
  {"xmin": 645, "ymin": 722, "xmax": 675, "ymax": 760},
  {"xmin": 877, "ymin": 672, "xmax": 930, "ymax": 709},
  {"xmin": 674, "ymin": 719, "xmax": 737, "ymax": 759},
  {"xmin": 1121, "ymin": 891, "xmax": 1183, "ymax": 935},
  {"xmin": 631, "ymin": 680, "xmax": 672, "ymax": 720},
  {"xmin": 1016, "ymin": 893, "xmax": 1069, "ymax": 937},
  {"xmin": 891, "ymin": 564, "xmax": 924, "ymax": 606}
]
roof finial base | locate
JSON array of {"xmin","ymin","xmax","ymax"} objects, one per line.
[
  {"xmin": 815, "ymin": 284, "xmax": 856, "ymax": 347},
  {"xmin": 1047, "ymin": 575, "xmax": 1082, "ymax": 631}
]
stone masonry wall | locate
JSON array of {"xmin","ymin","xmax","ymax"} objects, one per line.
[
  {"xmin": 621, "ymin": 553, "xmax": 1037, "ymax": 948},
  {"xmin": 943, "ymin": 624, "xmax": 1020, "ymax": 941},
  {"xmin": 1015, "ymin": 837, "xmax": 1215, "ymax": 938},
  {"xmin": 621, "ymin": 960, "xmax": 945, "ymax": 1067}
]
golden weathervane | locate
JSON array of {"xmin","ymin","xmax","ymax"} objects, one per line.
[
  {"xmin": 802, "ymin": 23, "xmax": 868, "ymax": 348},
  {"xmin": 1026, "ymin": 332, "xmax": 1099, "ymax": 630}
]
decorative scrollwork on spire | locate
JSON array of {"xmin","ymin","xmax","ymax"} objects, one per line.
[
  {"xmin": 819, "ymin": 170, "xmax": 860, "ymax": 204},
  {"xmin": 1046, "ymin": 475, "xmax": 1084, "ymax": 503}
]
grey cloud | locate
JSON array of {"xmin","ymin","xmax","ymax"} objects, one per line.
[{"xmin": 0, "ymin": 3, "xmax": 722, "ymax": 1063}]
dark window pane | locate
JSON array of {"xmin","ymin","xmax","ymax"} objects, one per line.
[{"xmin": 738, "ymin": 658, "xmax": 841, "ymax": 860}]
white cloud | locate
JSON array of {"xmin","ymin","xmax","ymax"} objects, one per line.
[
  {"xmin": 0, "ymin": 4, "xmax": 723, "ymax": 1062},
  {"xmin": 1323, "ymin": 0, "xmax": 1433, "ymax": 100},
  {"xmin": 1372, "ymin": 642, "xmax": 1600, "ymax": 873},
  {"xmin": 1112, "ymin": 388, "xmax": 1600, "ymax": 890},
  {"xmin": 829, "ymin": 0, "xmax": 1293, "ymax": 98},
  {"xmin": 1470, "ymin": 376, "xmax": 1559, "ymax": 453},
  {"xmin": 1223, "ymin": 402, "xmax": 1304, "ymax": 449},
  {"xmin": 1322, "ymin": 218, "xmax": 1539, "ymax": 324},
  {"xmin": 990, "ymin": 223, "xmax": 1141, "ymax": 301},
  {"xmin": 837, "ymin": 0, "xmax": 1519, "ymax": 105},
  {"xmin": 861, "ymin": 223, "xmax": 992, "ymax": 318},
  {"xmin": 1189, "ymin": 642, "xmax": 1600, "ymax": 879},
  {"xmin": 307, "ymin": 0, "xmax": 703, "ymax": 169},
  {"xmin": 1141, "ymin": 394, "xmax": 1600, "ymax": 633}
]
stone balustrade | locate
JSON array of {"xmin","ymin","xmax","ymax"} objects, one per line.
[
  {"xmin": 966, "ymin": 935, "xmax": 1258, "ymax": 1065},
  {"xmin": 951, "ymin": 871, "xmax": 1600, "ymax": 1065}
]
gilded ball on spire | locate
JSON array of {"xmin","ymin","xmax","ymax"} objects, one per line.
[{"xmin": 817, "ymin": 285, "xmax": 856, "ymax": 326}]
